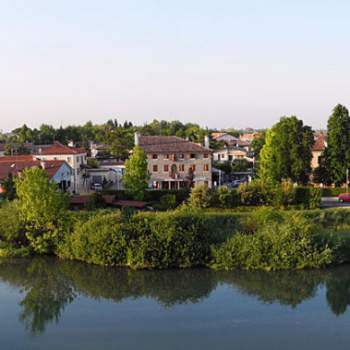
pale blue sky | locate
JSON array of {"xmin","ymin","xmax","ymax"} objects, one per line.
[{"xmin": 1, "ymin": 0, "xmax": 350, "ymax": 131}]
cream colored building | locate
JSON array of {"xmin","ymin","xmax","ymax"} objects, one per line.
[
  {"xmin": 311, "ymin": 133, "xmax": 327, "ymax": 169},
  {"xmin": 137, "ymin": 134, "xmax": 212, "ymax": 189}
]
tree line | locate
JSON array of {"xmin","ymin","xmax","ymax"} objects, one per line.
[
  {"xmin": 258, "ymin": 104, "xmax": 350, "ymax": 186},
  {"xmin": 1, "ymin": 119, "xmax": 215, "ymax": 160}
]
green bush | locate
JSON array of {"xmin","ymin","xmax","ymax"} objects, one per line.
[
  {"xmin": 153, "ymin": 194, "xmax": 177, "ymax": 211},
  {"xmin": 211, "ymin": 214, "xmax": 333, "ymax": 270},
  {"xmin": 294, "ymin": 187, "xmax": 321, "ymax": 209},
  {"xmin": 238, "ymin": 180, "xmax": 274, "ymax": 206},
  {"xmin": 0, "ymin": 201, "xmax": 26, "ymax": 247},
  {"xmin": 272, "ymin": 180, "xmax": 295, "ymax": 208},
  {"xmin": 58, "ymin": 212, "xmax": 126, "ymax": 266},
  {"xmin": 188, "ymin": 185, "xmax": 212, "ymax": 209},
  {"xmin": 211, "ymin": 186, "xmax": 239, "ymax": 208},
  {"xmin": 320, "ymin": 187, "xmax": 347, "ymax": 197}
]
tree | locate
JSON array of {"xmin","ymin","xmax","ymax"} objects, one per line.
[
  {"xmin": 15, "ymin": 167, "xmax": 68, "ymax": 253},
  {"xmin": 251, "ymin": 131, "xmax": 266, "ymax": 160},
  {"xmin": 2, "ymin": 173, "xmax": 16, "ymax": 200},
  {"xmin": 325, "ymin": 104, "xmax": 350, "ymax": 185},
  {"xmin": 259, "ymin": 116, "xmax": 314, "ymax": 184},
  {"xmin": 123, "ymin": 145, "xmax": 149, "ymax": 200}
]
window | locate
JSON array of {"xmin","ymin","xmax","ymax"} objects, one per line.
[
  {"xmin": 165, "ymin": 154, "xmax": 170, "ymax": 159},
  {"xmin": 179, "ymin": 153, "xmax": 185, "ymax": 159},
  {"xmin": 204, "ymin": 164, "xmax": 209, "ymax": 171},
  {"xmin": 152, "ymin": 154, "xmax": 158, "ymax": 159},
  {"xmin": 190, "ymin": 165, "xmax": 196, "ymax": 172},
  {"xmin": 179, "ymin": 164, "xmax": 185, "ymax": 172},
  {"xmin": 67, "ymin": 157, "xmax": 72, "ymax": 163},
  {"xmin": 204, "ymin": 153, "xmax": 209, "ymax": 158},
  {"xmin": 164, "ymin": 164, "xmax": 169, "ymax": 172},
  {"xmin": 190, "ymin": 153, "xmax": 196, "ymax": 159},
  {"xmin": 153, "ymin": 165, "xmax": 158, "ymax": 172}
]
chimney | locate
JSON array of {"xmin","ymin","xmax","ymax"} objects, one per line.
[
  {"xmin": 134, "ymin": 132, "xmax": 140, "ymax": 146},
  {"xmin": 204, "ymin": 135, "xmax": 210, "ymax": 149}
]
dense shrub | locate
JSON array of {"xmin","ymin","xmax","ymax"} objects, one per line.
[
  {"xmin": 294, "ymin": 187, "xmax": 321, "ymax": 209},
  {"xmin": 211, "ymin": 214, "xmax": 333, "ymax": 270},
  {"xmin": 153, "ymin": 194, "xmax": 177, "ymax": 211},
  {"xmin": 211, "ymin": 186, "xmax": 239, "ymax": 208},
  {"xmin": 272, "ymin": 180, "xmax": 295, "ymax": 208},
  {"xmin": 238, "ymin": 180, "xmax": 274, "ymax": 206},
  {"xmin": 0, "ymin": 201, "xmax": 27, "ymax": 247},
  {"xmin": 188, "ymin": 185, "xmax": 212, "ymax": 209},
  {"xmin": 58, "ymin": 212, "xmax": 127, "ymax": 266}
]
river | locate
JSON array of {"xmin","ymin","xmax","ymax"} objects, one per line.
[{"xmin": 1, "ymin": 257, "xmax": 350, "ymax": 349}]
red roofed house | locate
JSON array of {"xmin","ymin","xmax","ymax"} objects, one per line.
[
  {"xmin": 136, "ymin": 133, "xmax": 212, "ymax": 189},
  {"xmin": 0, "ymin": 156, "xmax": 73, "ymax": 193},
  {"xmin": 34, "ymin": 142, "xmax": 87, "ymax": 193},
  {"xmin": 311, "ymin": 133, "xmax": 327, "ymax": 169}
]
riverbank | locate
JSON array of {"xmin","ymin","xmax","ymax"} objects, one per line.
[{"xmin": 2, "ymin": 203, "xmax": 350, "ymax": 271}]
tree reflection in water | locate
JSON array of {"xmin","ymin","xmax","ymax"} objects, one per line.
[{"xmin": 0, "ymin": 258, "xmax": 350, "ymax": 334}]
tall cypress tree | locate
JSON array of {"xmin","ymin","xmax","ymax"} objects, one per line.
[{"xmin": 326, "ymin": 104, "xmax": 350, "ymax": 186}]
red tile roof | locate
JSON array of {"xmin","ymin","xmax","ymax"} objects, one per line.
[
  {"xmin": 312, "ymin": 133, "xmax": 327, "ymax": 152},
  {"xmin": 36, "ymin": 141, "xmax": 86, "ymax": 155},
  {"xmin": 0, "ymin": 158, "xmax": 68, "ymax": 181},
  {"xmin": 139, "ymin": 136, "xmax": 210, "ymax": 153}
]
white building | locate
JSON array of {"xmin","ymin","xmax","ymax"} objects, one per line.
[{"xmin": 35, "ymin": 142, "xmax": 88, "ymax": 193}]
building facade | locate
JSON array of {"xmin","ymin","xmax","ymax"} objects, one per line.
[
  {"xmin": 0, "ymin": 156, "xmax": 73, "ymax": 193},
  {"xmin": 137, "ymin": 134, "xmax": 213, "ymax": 189},
  {"xmin": 34, "ymin": 142, "xmax": 88, "ymax": 193}
]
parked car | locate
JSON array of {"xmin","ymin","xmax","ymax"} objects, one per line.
[
  {"xmin": 91, "ymin": 183, "xmax": 103, "ymax": 192},
  {"xmin": 338, "ymin": 193, "xmax": 350, "ymax": 202}
]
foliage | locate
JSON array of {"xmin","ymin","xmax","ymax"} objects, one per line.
[
  {"xmin": 58, "ymin": 212, "xmax": 126, "ymax": 266},
  {"xmin": 272, "ymin": 180, "xmax": 295, "ymax": 208},
  {"xmin": 188, "ymin": 184, "xmax": 212, "ymax": 208},
  {"xmin": 250, "ymin": 131, "xmax": 266, "ymax": 159},
  {"xmin": 211, "ymin": 214, "xmax": 333, "ymax": 270},
  {"xmin": 84, "ymin": 193, "xmax": 106, "ymax": 210},
  {"xmin": 1, "ymin": 173, "xmax": 16, "ymax": 200},
  {"xmin": 0, "ymin": 201, "xmax": 26, "ymax": 247},
  {"xmin": 15, "ymin": 167, "xmax": 69, "ymax": 253},
  {"xmin": 259, "ymin": 116, "xmax": 314, "ymax": 184},
  {"xmin": 154, "ymin": 194, "xmax": 177, "ymax": 210},
  {"xmin": 325, "ymin": 104, "xmax": 350, "ymax": 186},
  {"xmin": 123, "ymin": 145, "xmax": 149, "ymax": 200},
  {"xmin": 238, "ymin": 180, "xmax": 274, "ymax": 206}
]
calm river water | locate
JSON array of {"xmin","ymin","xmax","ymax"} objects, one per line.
[{"xmin": 1, "ymin": 257, "xmax": 350, "ymax": 349}]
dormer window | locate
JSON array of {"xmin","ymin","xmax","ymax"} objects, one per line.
[
  {"xmin": 152, "ymin": 154, "xmax": 158, "ymax": 159},
  {"xmin": 190, "ymin": 153, "xmax": 196, "ymax": 159}
]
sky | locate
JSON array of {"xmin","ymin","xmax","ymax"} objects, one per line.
[{"xmin": 1, "ymin": 0, "xmax": 350, "ymax": 132}]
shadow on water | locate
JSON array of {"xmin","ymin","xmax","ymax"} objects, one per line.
[{"xmin": 0, "ymin": 258, "xmax": 350, "ymax": 334}]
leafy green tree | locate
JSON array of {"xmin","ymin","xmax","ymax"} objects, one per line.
[
  {"xmin": 123, "ymin": 145, "xmax": 149, "ymax": 200},
  {"xmin": 2, "ymin": 173, "xmax": 16, "ymax": 200},
  {"xmin": 325, "ymin": 104, "xmax": 350, "ymax": 185},
  {"xmin": 15, "ymin": 167, "xmax": 69, "ymax": 253},
  {"xmin": 259, "ymin": 116, "xmax": 314, "ymax": 184}
]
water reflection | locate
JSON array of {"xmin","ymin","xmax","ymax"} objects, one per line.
[{"xmin": 0, "ymin": 258, "xmax": 350, "ymax": 334}]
